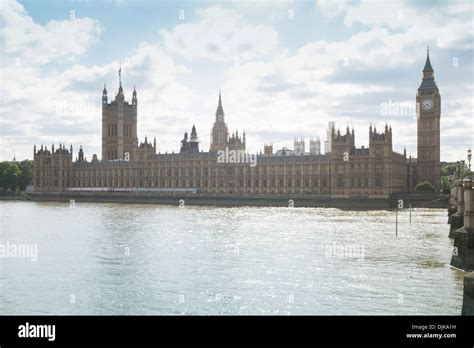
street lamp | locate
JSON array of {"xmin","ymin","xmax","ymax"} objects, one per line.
[{"xmin": 468, "ymin": 148, "xmax": 472, "ymax": 174}]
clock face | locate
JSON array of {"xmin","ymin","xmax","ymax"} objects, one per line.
[{"xmin": 421, "ymin": 98, "xmax": 433, "ymax": 110}]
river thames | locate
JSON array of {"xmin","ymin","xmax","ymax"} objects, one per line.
[{"xmin": 0, "ymin": 201, "xmax": 464, "ymax": 315}]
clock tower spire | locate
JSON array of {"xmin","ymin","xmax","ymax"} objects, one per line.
[
  {"xmin": 423, "ymin": 45, "xmax": 433, "ymax": 78},
  {"xmin": 416, "ymin": 46, "xmax": 441, "ymax": 188}
]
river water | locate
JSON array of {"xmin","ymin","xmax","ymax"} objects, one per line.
[{"xmin": 0, "ymin": 201, "xmax": 464, "ymax": 315}]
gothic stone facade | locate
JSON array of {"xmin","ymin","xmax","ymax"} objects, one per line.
[{"xmin": 33, "ymin": 51, "xmax": 440, "ymax": 197}]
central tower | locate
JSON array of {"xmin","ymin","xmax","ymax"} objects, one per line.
[
  {"xmin": 416, "ymin": 48, "xmax": 441, "ymax": 188},
  {"xmin": 210, "ymin": 91, "xmax": 229, "ymax": 151},
  {"xmin": 102, "ymin": 67, "xmax": 138, "ymax": 161}
]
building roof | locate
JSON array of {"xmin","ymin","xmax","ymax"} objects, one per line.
[{"xmin": 423, "ymin": 48, "xmax": 433, "ymax": 71}]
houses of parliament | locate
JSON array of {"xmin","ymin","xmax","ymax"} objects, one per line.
[{"xmin": 32, "ymin": 50, "xmax": 441, "ymax": 197}]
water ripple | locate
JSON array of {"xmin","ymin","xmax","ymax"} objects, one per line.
[{"xmin": 0, "ymin": 201, "xmax": 463, "ymax": 315}]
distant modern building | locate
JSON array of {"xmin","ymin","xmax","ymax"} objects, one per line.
[{"xmin": 33, "ymin": 49, "xmax": 441, "ymax": 197}]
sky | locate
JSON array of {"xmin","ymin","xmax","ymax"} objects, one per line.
[{"xmin": 0, "ymin": 0, "xmax": 473, "ymax": 162}]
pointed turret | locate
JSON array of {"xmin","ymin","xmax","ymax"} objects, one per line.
[
  {"xmin": 423, "ymin": 46, "xmax": 433, "ymax": 72},
  {"xmin": 132, "ymin": 85, "xmax": 137, "ymax": 106},
  {"xmin": 187, "ymin": 124, "xmax": 199, "ymax": 152},
  {"xmin": 421, "ymin": 46, "xmax": 436, "ymax": 82},
  {"xmin": 210, "ymin": 90, "xmax": 229, "ymax": 151},
  {"xmin": 78, "ymin": 145, "xmax": 84, "ymax": 161},
  {"xmin": 216, "ymin": 90, "xmax": 224, "ymax": 122},
  {"xmin": 117, "ymin": 64, "xmax": 124, "ymax": 96}
]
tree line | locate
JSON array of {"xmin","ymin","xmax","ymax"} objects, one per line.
[{"xmin": 0, "ymin": 160, "xmax": 33, "ymax": 191}]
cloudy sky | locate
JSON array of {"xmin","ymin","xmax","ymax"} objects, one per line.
[{"xmin": 0, "ymin": 0, "xmax": 472, "ymax": 162}]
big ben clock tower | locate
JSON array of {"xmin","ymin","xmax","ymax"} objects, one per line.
[{"xmin": 416, "ymin": 47, "xmax": 441, "ymax": 188}]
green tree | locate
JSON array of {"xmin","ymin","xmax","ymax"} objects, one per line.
[
  {"xmin": 440, "ymin": 162, "xmax": 458, "ymax": 177},
  {"xmin": 0, "ymin": 162, "xmax": 21, "ymax": 191},
  {"xmin": 441, "ymin": 176, "xmax": 451, "ymax": 189},
  {"xmin": 415, "ymin": 181, "xmax": 436, "ymax": 192},
  {"xmin": 18, "ymin": 160, "xmax": 33, "ymax": 190}
]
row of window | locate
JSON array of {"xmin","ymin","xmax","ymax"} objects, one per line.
[
  {"xmin": 419, "ymin": 91, "xmax": 436, "ymax": 96},
  {"xmin": 70, "ymin": 166, "xmax": 336, "ymax": 177},
  {"xmin": 336, "ymin": 178, "xmax": 373, "ymax": 187},
  {"xmin": 106, "ymin": 124, "xmax": 133, "ymax": 138},
  {"xmin": 59, "ymin": 178, "xmax": 331, "ymax": 189},
  {"xmin": 37, "ymin": 177, "xmax": 389, "ymax": 189},
  {"xmin": 36, "ymin": 177, "xmax": 407, "ymax": 191},
  {"xmin": 38, "ymin": 164, "xmax": 387, "ymax": 177}
]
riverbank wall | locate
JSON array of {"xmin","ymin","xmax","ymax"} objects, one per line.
[
  {"xmin": 448, "ymin": 177, "xmax": 474, "ymax": 315},
  {"xmin": 448, "ymin": 180, "xmax": 465, "ymax": 238},
  {"xmin": 451, "ymin": 178, "xmax": 474, "ymax": 271},
  {"xmin": 0, "ymin": 191, "xmax": 31, "ymax": 201},
  {"xmin": 3, "ymin": 191, "xmax": 447, "ymax": 209}
]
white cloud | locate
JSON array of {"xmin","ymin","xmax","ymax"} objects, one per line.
[
  {"xmin": 1, "ymin": 0, "xmax": 472, "ymax": 163},
  {"xmin": 317, "ymin": 0, "xmax": 474, "ymax": 50},
  {"xmin": 161, "ymin": 6, "xmax": 279, "ymax": 62},
  {"xmin": 343, "ymin": 0, "xmax": 412, "ymax": 29},
  {"xmin": 0, "ymin": 0, "xmax": 102, "ymax": 66},
  {"xmin": 1, "ymin": 41, "xmax": 194, "ymax": 159},
  {"xmin": 0, "ymin": 1, "xmax": 193, "ymax": 160},
  {"xmin": 0, "ymin": 0, "xmax": 104, "ymax": 160},
  {"xmin": 219, "ymin": 0, "xmax": 473, "ymax": 160},
  {"xmin": 316, "ymin": 0, "xmax": 353, "ymax": 19}
]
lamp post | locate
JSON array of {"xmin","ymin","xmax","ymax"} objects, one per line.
[
  {"xmin": 468, "ymin": 148, "xmax": 472, "ymax": 170},
  {"xmin": 468, "ymin": 148, "xmax": 472, "ymax": 176}
]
